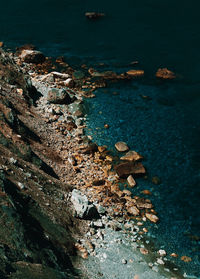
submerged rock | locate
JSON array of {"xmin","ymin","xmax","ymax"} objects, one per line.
[
  {"xmin": 156, "ymin": 68, "xmax": 176, "ymax": 79},
  {"xmin": 115, "ymin": 141, "xmax": 129, "ymax": 152},
  {"xmin": 47, "ymin": 88, "xmax": 72, "ymax": 104},
  {"xmin": 126, "ymin": 69, "xmax": 144, "ymax": 77},
  {"xmin": 85, "ymin": 12, "xmax": 105, "ymax": 19},
  {"xmin": 71, "ymin": 189, "xmax": 99, "ymax": 219}
]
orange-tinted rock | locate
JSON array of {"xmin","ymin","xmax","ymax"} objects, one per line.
[
  {"xmin": 104, "ymin": 124, "xmax": 109, "ymax": 129},
  {"xmin": 145, "ymin": 213, "xmax": 159, "ymax": 223},
  {"xmin": 120, "ymin": 150, "xmax": 143, "ymax": 161},
  {"xmin": 115, "ymin": 141, "xmax": 129, "ymax": 152},
  {"xmin": 140, "ymin": 248, "xmax": 149, "ymax": 255},
  {"xmin": 170, "ymin": 253, "xmax": 178, "ymax": 258},
  {"xmin": 126, "ymin": 70, "xmax": 144, "ymax": 77},
  {"xmin": 127, "ymin": 175, "xmax": 136, "ymax": 187},
  {"xmin": 142, "ymin": 189, "xmax": 152, "ymax": 195},
  {"xmin": 98, "ymin": 146, "xmax": 107, "ymax": 153},
  {"xmin": 156, "ymin": 68, "xmax": 176, "ymax": 80},
  {"xmin": 115, "ymin": 162, "xmax": 146, "ymax": 178},
  {"xmin": 0, "ymin": 42, "xmax": 4, "ymax": 47},
  {"xmin": 181, "ymin": 256, "xmax": 192, "ymax": 262}
]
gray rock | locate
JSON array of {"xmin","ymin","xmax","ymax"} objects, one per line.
[
  {"xmin": 71, "ymin": 189, "xmax": 99, "ymax": 219},
  {"xmin": 47, "ymin": 88, "xmax": 72, "ymax": 104}
]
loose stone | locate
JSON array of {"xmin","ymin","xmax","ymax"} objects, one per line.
[
  {"xmin": 140, "ymin": 248, "xmax": 148, "ymax": 255},
  {"xmin": 127, "ymin": 175, "xmax": 136, "ymax": 187},
  {"xmin": 115, "ymin": 141, "xmax": 129, "ymax": 152},
  {"xmin": 121, "ymin": 259, "xmax": 127, "ymax": 264},
  {"xmin": 126, "ymin": 69, "xmax": 144, "ymax": 77},
  {"xmin": 157, "ymin": 258, "xmax": 165, "ymax": 265},
  {"xmin": 158, "ymin": 249, "xmax": 166, "ymax": 256},
  {"xmin": 115, "ymin": 162, "xmax": 146, "ymax": 178},
  {"xmin": 120, "ymin": 150, "xmax": 143, "ymax": 161},
  {"xmin": 181, "ymin": 256, "xmax": 192, "ymax": 262},
  {"xmin": 145, "ymin": 213, "xmax": 159, "ymax": 223},
  {"xmin": 19, "ymin": 49, "xmax": 45, "ymax": 64}
]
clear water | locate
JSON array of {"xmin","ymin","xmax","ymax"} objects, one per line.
[{"xmin": 1, "ymin": 0, "xmax": 200, "ymax": 276}]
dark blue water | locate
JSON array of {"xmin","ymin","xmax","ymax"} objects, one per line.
[{"xmin": 1, "ymin": 0, "xmax": 200, "ymax": 277}]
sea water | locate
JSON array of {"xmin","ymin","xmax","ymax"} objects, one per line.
[{"xmin": 1, "ymin": 0, "xmax": 199, "ymax": 276}]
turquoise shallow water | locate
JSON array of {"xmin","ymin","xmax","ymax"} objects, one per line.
[{"xmin": 1, "ymin": 0, "xmax": 200, "ymax": 277}]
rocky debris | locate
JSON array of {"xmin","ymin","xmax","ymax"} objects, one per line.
[
  {"xmin": 115, "ymin": 161, "xmax": 146, "ymax": 178},
  {"xmin": 156, "ymin": 68, "xmax": 176, "ymax": 80},
  {"xmin": 115, "ymin": 141, "xmax": 129, "ymax": 152},
  {"xmin": 85, "ymin": 12, "xmax": 105, "ymax": 19},
  {"xmin": 0, "ymin": 48, "xmax": 32, "ymax": 97},
  {"xmin": 71, "ymin": 189, "xmax": 99, "ymax": 219},
  {"xmin": 126, "ymin": 69, "xmax": 144, "ymax": 77},
  {"xmin": 47, "ymin": 88, "xmax": 72, "ymax": 104},
  {"xmin": 120, "ymin": 150, "xmax": 143, "ymax": 161},
  {"xmin": 19, "ymin": 49, "xmax": 45, "ymax": 64},
  {"xmin": 127, "ymin": 175, "xmax": 136, "ymax": 187},
  {"xmin": 145, "ymin": 213, "xmax": 159, "ymax": 223}
]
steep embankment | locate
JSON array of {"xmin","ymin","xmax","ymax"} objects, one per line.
[{"xmin": 0, "ymin": 48, "xmax": 82, "ymax": 279}]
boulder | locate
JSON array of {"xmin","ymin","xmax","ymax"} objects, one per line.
[
  {"xmin": 155, "ymin": 68, "xmax": 176, "ymax": 80},
  {"xmin": 126, "ymin": 70, "xmax": 144, "ymax": 77},
  {"xmin": 127, "ymin": 175, "xmax": 136, "ymax": 187},
  {"xmin": 115, "ymin": 162, "xmax": 146, "ymax": 178},
  {"xmin": 145, "ymin": 213, "xmax": 159, "ymax": 223},
  {"xmin": 71, "ymin": 189, "xmax": 99, "ymax": 219},
  {"xmin": 115, "ymin": 141, "xmax": 129, "ymax": 152},
  {"xmin": 0, "ymin": 42, "xmax": 4, "ymax": 47},
  {"xmin": 47, "ymin": 88, "xmax": 72, "ymax": 104},
  {"xmin": 19, "ymin": 49, "xmax": 45, "ymax": 64},
  {"xmin": 120, "ymin": 150, "xmax": 143, "ymax": 161}
]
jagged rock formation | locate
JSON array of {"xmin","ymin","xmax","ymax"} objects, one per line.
[{"xmin": 0, "ymin": 48, "xmax": 80, "ymax": 279}]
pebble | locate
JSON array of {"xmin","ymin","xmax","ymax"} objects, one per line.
[
  {"xmin": 127, "ymin": 175, "xmax": 136, "ymax": 187},
  {"xmin": 121, "ymin": 259, "xmax": 127, "ymax": 264},
  {"xmin": 157, "ymin": 258, "xmax": 165, "ymax": 265}
]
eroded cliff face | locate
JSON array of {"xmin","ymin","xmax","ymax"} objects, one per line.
[{"xmin": 0, "ymin": 49, "xmax": 80, "ymax": 279}]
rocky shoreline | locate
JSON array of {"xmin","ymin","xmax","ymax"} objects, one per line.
[{"xmin": 0, "ymin": 45, "xmax": 194, "ymax": 279}]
